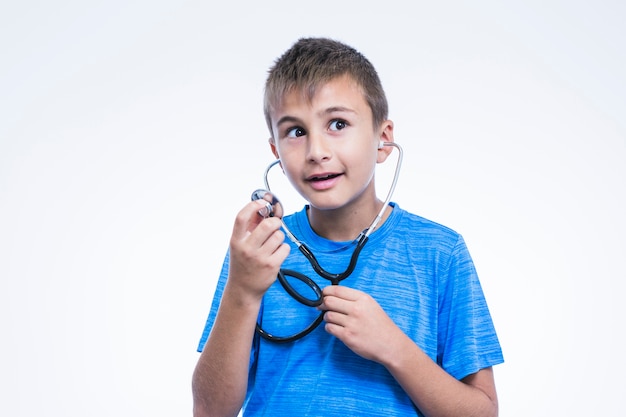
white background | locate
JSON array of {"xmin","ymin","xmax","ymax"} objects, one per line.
[{"xmin": 1, "ymin": 1, "xmax": 624, "ymax": 416}]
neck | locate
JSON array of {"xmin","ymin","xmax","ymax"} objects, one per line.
[{"xmin": 307, "ymin": 199, "xmax": 390, "ymax": 242}]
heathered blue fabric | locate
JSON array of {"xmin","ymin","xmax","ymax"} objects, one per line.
[{"xmin": 197, "ymin": 203, "xmax": 504, "ymax": 416}]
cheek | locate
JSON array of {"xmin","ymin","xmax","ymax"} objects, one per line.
[
  {"xmin": 279, "ymin": 160, "xmax": 303, "ymax": 187},
  {"xmin": 358, "ymin": 148, "xmax": 380, "ymax": 169}
]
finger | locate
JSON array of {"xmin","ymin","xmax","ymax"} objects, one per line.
[
  {"xmin": 322, "ymin": 309, "xmax": 348, "ymax": 327},
  {"xmin": 323, "ymin": 321, "xmax": 348, "ymax": 341},
  {"xmin": 232, "ymin": 200, "xmax": 273, "ymax": 239},
  {"xmin": 318, "ymin": 289, "xmax": 357, "ymax": 316},
  {"xmin": 261, "ymin": 226, "xmax": 289, "ymax": 257},
  {"xmin": 250, "ymin": 217, "xmax": 285, "ymax": 249},
  {"xmin": 321, "ymin": 285, "xmax": 361, "ymax": 301}
]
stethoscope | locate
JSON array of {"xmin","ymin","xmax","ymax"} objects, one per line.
[{"xmin": 251, "ymin": 142, "xmax": 403, "ymax": 343}]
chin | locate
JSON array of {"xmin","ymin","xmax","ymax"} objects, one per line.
[{"xmin": 306, "ymin": 197, "xmax": 347, "ymax": 212}]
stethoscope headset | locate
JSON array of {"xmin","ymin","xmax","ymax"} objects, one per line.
[{"xmin": 251, "ymin": 141, "xmax": 403, "ymax": 343}]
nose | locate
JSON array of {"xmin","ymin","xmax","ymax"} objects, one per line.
[{"xmin": 306, "ymin": 131, "xmax": 331, "ymax": 163}]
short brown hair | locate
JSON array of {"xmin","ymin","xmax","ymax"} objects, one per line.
[{"xmin": 263, "ymin": 37, "xmax": 388, "ymax": 135}]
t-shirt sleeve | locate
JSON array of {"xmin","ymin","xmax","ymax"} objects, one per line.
[
  {"xmin": 196, "ymin": 250, "xmax": 230, "ymax": 352},
  {"xmin": 437, "ymin": 235, "xmax": 504, "ymax": 380}
]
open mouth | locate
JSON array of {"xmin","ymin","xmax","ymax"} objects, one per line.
[{"xmin": 307, "ymin": 173, "xmax": 341, "ymax": 182}]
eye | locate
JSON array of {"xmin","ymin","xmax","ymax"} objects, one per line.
[
  {"xmin": 329, "ymin": 119, "xmax": 347, "ymax": 131},
  {"xmin": 286, "ymin": 126, "xmax": 306, "ymax": 138}
]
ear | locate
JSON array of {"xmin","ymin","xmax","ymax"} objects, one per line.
[
  {"xmin": 376, "ymin": 120, "xmax": 395, "ymax": 163},
  {"xmin": 268, "ymin": 137, "xmax": 279, "ymax": 159}
]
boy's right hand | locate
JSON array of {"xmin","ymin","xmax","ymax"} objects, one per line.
[{"xmin": 226, "ymin": 199, "xmax": 290, "ymax": 301}]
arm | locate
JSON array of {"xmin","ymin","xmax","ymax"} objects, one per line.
[
  {"xmin": 192, "ymin": 200, "xmax": 290, "ymax": 417},
  {"xmin": 320, "ymin": 285, "xmax": 498, "ymax": 417},
  {"xmin": 384, "ymin": 333, "xmax": 498, "ymax": 417}
]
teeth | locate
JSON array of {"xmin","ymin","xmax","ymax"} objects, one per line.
[{"xmin": 313, "ymin": 174, "xmax": 335, "ymax": 181}]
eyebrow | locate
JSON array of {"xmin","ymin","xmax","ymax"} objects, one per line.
[
  {"xmin": 276, "ymin": 115, "xmax": 301, "ymax": 128},
  {"xmin": 320, "ymin": 106, "xmax": 356, "ymax": 116},
  {"xmin": 276, "ymin": 106, "xmax": 357, "ymax": 128}
]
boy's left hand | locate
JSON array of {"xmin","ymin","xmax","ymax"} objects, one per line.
[{"xmin": 318, "ymin": 285, "xmax": 405, "ymax": 365}]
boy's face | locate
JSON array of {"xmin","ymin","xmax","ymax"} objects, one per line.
[{"xmin": 268, "ymin": 74, "xmax": 394, "ymax": 212}]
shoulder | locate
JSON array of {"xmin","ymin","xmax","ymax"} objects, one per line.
[{"xmin": 388, "ymin": 204, "xmax": 463, "ymax": 249}]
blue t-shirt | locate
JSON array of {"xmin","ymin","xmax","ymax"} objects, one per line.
[{"xmin": 197, "ymin": 203, "xmax": 504, "ymax": 416}]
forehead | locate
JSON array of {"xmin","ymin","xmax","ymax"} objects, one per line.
[{"xmin": 270, "ymin": 75, "xmax": 369, "ymax": 119}]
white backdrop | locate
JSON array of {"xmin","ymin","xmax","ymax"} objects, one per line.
[{"xmin": 1, "ymin": 1, "xmax": 624, "ymax": 416}]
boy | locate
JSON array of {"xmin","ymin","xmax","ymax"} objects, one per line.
[{"xmin": 192, "ymin": 37, "xmax": 504, "ymax": 417}]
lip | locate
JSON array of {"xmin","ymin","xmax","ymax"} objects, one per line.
[{"xmin": 305, "ymin": 172, "xmax": 343, "ymax": 191}]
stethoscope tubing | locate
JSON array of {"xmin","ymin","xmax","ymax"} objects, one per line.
[{"xmin": 256, "ymin": 142, "xmax": 403, "ymax": 343}]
